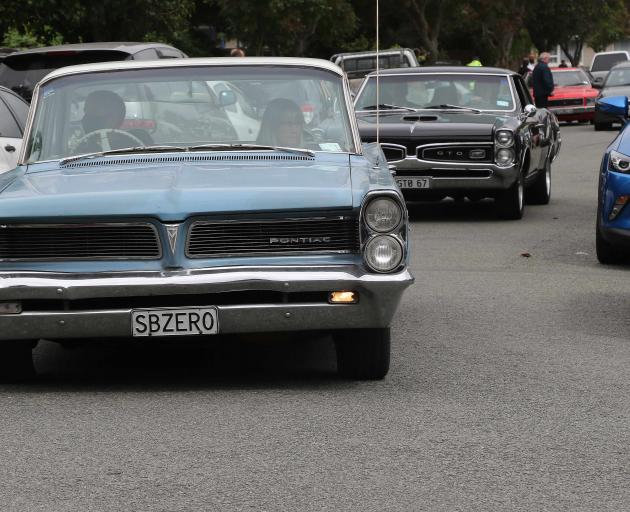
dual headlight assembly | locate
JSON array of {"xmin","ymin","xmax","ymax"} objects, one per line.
[
  {"xmin": 495, "ymin": 129, "xmax": 515, "ymax": 167},
  {"xmin": 363, "ymin": 196, "xmax": 405, "ymax": 273}
]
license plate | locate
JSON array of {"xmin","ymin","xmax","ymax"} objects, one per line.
[
  {"xmin": 131, "ymin": 307, "xmax": 219, "ymax": 337},
  {"xmin": 396, "ymin": 177, "xmax": 431, "ymax": 189}
]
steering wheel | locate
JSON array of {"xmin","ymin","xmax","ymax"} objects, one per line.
[
  {"xmin": 309, "ymin": 128, "xmax": 326, "ymax": 143},
  {"xmin": 73, "ymin": 129, "xmax": 146, "ymax": 152}
]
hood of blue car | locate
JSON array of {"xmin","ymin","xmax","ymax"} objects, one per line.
[{"xmin": 0, "ymin": 154, "xmax": 356, "ymax": 222}]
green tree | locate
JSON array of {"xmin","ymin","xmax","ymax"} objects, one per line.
[
  {"xmin": 215, "ymin": 0, "xmax": 358, "ymax": 56},
  {"xmin": 526, "ymin": 0, "xmax": 628, "ymax": 65}
]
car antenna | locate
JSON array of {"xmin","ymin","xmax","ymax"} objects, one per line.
[{"xmin": 376, "ymin": 0, "xmax": 380, "ymax": 145}]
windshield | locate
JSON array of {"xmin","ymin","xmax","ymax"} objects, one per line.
[
  {"xmin": 552, "ymin": 69, "xmax": 590, "ymax": 87},
  {"xmin": 354, "ymin": 73, "xmax": 515, "ymax": 112},
  {"xmin": 592, "ymin": 53, "xmax": 628, "ymax": 73},
  {"xmin": 604, "ymin": 68, "xmax": 630, "ymax": 87},
  {"xmin": 25, "ymin": 65, "xmax": 354, "ymax": 163}
]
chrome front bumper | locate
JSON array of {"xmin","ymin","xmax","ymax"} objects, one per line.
[
  {"xmin": 0, "ymin": 266, "xmax": 414, "ymax": 340},
  {"xmin": 393, "ymin": 157, "xmax": 519, "ymax": 190}
]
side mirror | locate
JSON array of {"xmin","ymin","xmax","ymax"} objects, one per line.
[
  {"xmin": 523, "ymin": 104, "xmax": 537, "ymax": 118},
  {"xmin": 218, "ymin": 89, "xmax": 237, "ymax": 107},
  {"xmin": 596, "ymin": 95, "xmax": 629, "ymax": 118},
  {"xmin": 592, "ymin": 77, "xmax": 604, "ymax": 89}
]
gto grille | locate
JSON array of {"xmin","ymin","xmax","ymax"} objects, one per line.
[
  {"xmin": 0, "ymin": 223, "xmax": 161, "ymax": 260},
  {"xmin": 187, "ymin": 217, "xmax": 360, "ymax": 257},
  {"xmin": 420, "ymin": 145, "xmax": 494, "ymax": 163},
  {"xmin": 548, "ymin": 98, "xmax": 582, "ymax": 107}
]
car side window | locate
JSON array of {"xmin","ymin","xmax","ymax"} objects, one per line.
[
  {"xmin": 158, "ymin": 48, "xmax": 184, "ymax": 59},
  {"xmin": 134, "ymin": 49, "xmax": 160, "ymax": 61},
  {"xmin": 1, "ymin": 90, "xmax": 29, "ymax": 129},
  {"xmin": 513, "ymin": 76, "xmax": 534, "ymax": 108},
  {"xmin": 0, "ymin": 96, "xmax": 21, "ymax": 138}
]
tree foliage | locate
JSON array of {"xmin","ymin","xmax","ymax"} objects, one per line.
[{"xmin": 1, "ymin": 0, "xmax": 630, "ymax": 67}]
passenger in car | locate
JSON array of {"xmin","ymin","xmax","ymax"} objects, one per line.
[{"xmin": 257, "ymin": 98, "xmax": 304, "ymax": 147}]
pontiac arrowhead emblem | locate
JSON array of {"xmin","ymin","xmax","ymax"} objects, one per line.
[
  {"xmin": 165, "ymin": 224, "xmax": 180, "ymax": 255},
  {"xmin": 409, "ymin": 122, "xmax": 418, "ymax": 135}
]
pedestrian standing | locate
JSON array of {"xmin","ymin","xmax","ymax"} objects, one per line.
[
  {"xmin": 230, "ymin": 48, "xmax": 245, "ymax": 57},
  {"xmin": 518, "ymin": 58, "xmax": 529, "ymax": 77},
  {"xmin": 467, "ymin": 55, "xmax": 482, "ymax": 67},
  {"xmin": 527, "ymin": 53, "xmax": 537, "ymax": 73},
  {"xmin": 559, "ymin": 59, "xmax": 568, "ymax": 68},
  {"xmin": 532, "ymin": 52, "xmax": 554, "ymax": 108}
]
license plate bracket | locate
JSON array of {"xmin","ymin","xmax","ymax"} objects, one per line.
[{"xmin": 131, "ymin": 307, "xmax": 219, "ymax": 337}]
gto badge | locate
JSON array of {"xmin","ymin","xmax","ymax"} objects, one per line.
[{"xmin": 165, "ymin": 224, "xmax": 181, "ymax": 255}]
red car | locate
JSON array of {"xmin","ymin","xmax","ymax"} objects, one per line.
[{"xmin": 528, "ymin": 67, "xmax": 598, "ymax": 122}]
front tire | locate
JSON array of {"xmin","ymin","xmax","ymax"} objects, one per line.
[
  {"xmin": 0, "ymin": 342, "xmax": 35, "ymax": 382},
  {"xmin": 596, "ymin": 221, "xmax": 628, "ymax": 264},
  {"xmin": 495, "ymin": 172, "xmax": 524, "ymax": 220},
  {"xmin": 334, "ymin": 328, "xmax": 390, "ymax": 380},
  {"xmin": 526, "ymin": 160, "xmax": 551, "ymax": 205}
]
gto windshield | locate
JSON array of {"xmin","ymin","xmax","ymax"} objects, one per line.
[
  {"xmin": 25, "ymin": 66, "xmax": 354, "ymax": 162},
  {"xmin": 355, "ymin": 74, "xmax": 515, "ymax": 112}
]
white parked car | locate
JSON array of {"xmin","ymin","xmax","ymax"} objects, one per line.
[{"xmin": 0, "ymin": 85, "xmax": 28, "ymax": 173}]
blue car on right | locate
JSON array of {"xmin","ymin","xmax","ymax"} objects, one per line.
[{"xmin": 596, "ymin": 95, "xmax": 630, "ymax": 263}]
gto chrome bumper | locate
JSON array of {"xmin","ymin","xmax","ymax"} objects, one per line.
[
  {"xmin": 393, "ymin": 157, "xmax": 519, "ymax": 190},
  {"xmin": 0, "ymin": 266, "xmax": 414, "ymax": 340}
]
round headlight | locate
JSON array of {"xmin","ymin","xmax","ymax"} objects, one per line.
[
  {"xmin": 495, "ymin": 130, "xmax": 514, "ymax": 147},
  {"xmin": 365, "ymin": 235, "xmax": 403, "ymax": 273},
  {"xmin": 496, "ymin": 148, "xmax": 515, "ymax": 166},
  {"xmin": 364, "ymin": 197, "xmax": 402, "ymax": 232}
]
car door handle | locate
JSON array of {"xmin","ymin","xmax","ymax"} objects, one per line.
[{"xmin": 4, "ymin": 145, "xmax": 16, "ymax": 152}]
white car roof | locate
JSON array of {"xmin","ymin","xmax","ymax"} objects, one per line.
[{"xmin": 39, "ymin": 57, "xmax": 344, "ymax": 85}]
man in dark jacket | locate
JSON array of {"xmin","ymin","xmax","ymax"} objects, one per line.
[{"xmin": 532, "ymin": 52, "xmax": 554, "ymax": 108}]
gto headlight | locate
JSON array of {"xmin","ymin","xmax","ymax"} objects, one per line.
[
  {"xmin": 496, "ymin": 148, "xmax": 515, "ymax": 166},
  {"xmin": 364, "ymin": 197, "xmax": 402, "ymax": 232},
  {"xmin": 495, "ymin": 129, "xmax": 514, "ymax": 147},
  {"xmin": 610, "ymin": 150, "xmax": 630, "ymax": 173},
  {"xmin": 365, "ymin": 235, "xmax": 403, "ymax": 272}
]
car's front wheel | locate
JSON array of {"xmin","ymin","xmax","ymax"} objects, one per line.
[
  {"xmin": 526, "ymin": 160, "xmax": 551, "ymax": 205},
  {"xmin": 495, "ymin": 172, "xmax": 524, "ymax": 219},
  {"xmin": 0, "ymin": 342, "xmax": 36, "ymax": 382},
  {"xmin": 596, "ymin": 221, "xmax": 628, "ymax": 264},
  {"xmin": 334, "ymin": 328, "xmax": 390, "ymax": 380}
]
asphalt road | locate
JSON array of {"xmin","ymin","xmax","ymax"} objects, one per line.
[{"xmin": 2, "ymin": 124, "xmax": 629, "ymax": 511}]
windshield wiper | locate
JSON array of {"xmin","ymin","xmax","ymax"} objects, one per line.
[
  {"xmin": 59, "ymin": 145, "xmax": 187, "ymax": 165},
  {"xmin": 361, "ymin": 103, "xmax": 418, "ymax": 112},
  {"xmin": 424, "ymin": 104, "xmax": 481, "ymax": 114},
  {"xmin": 187, "ymin": 143, "xmax": 315, "ymax": 157}
]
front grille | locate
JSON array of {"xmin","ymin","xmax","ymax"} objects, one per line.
[
  {"xmin": 0, "ymin": 223, "xmax": 161, "ymax": 260},
  {"xmin": 420, "ymin": 144, "xmax": 494, "ymax": 163},
  {"xmin": 548, "ymin": 98, "xmax": 582, "ymax": 107},
  {"xmin": 187, "ymin": 216, "xmax": 360, "ymax": 257}
]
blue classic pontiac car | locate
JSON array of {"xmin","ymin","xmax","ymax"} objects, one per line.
[{"xmin": 0, "ymin": 58, "xmax": 413, "ymax": 380}]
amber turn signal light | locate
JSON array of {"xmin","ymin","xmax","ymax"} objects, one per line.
[{"xmin": 329, "ymin": 291, "xmax": 358, "ymax": 304}]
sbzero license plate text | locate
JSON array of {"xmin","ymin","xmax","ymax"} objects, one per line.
[
  {"xmin": 131, "ymin": 307, "xmax": 219, "ymax": 337},
  {"xmin": 396, "ymin": 178, "xmax": 431, "ymax": 189}
]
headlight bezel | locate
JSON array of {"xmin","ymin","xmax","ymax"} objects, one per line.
[
  {"xmin": 363, "ymin": 195, "xmax": 403, "ymax": 233},
  {"xmin": 495, "ymin": 129, "xmax": 515, "ymax": 148},
  {"xmin": 363, "ymin": 234, "xmax": 405, "ymax": 273},
  {"xmin": 495, "ymin": 148, "xmax": 516, "ymax": 167},
  {"xmin": 610, "ymin": 149, "xmax": 630, "ymax": 173},
  {"xmin": 360, "ymin": 190, "xmax": 408, "ymax": 273}
]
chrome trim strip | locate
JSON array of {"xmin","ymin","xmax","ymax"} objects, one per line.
[{"xmin": 0, "ymin": 221, "xmax": 162, "ymax": 262}]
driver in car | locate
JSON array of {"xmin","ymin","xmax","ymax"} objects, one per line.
[
  {"xmin": 257, "ymin": 98, "xmax": 305, "ymax": 147},
  {"xmin": 72, "ymin": 90, "xmax": 149, "ymax": 153}
]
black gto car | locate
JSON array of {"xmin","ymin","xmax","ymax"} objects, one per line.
[{"xmin": 354, "ymin": 66, "xmax": 562, "ymax": 219}]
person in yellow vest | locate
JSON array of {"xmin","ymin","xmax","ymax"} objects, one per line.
[{"xmin": 467, "ymin": 56, "xmax": 482, "ymax": 66}]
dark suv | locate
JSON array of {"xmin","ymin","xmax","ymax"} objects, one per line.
[{"xmin": 0, "ymin": 42, "xmax": 187, "ymax": 101}]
